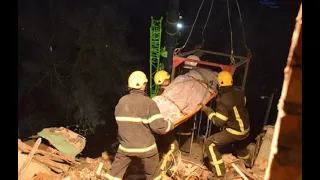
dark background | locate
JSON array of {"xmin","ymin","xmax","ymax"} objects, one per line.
[{"xmin": 18, "ymin": 0, "xmax": 301, "ymax": 157}]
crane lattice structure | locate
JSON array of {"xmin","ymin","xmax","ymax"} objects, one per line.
[{"xmin": 149, "ymin": 16, "xmax": 163, "ymax": 98}]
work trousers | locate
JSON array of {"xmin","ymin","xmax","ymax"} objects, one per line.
[
  {"xmin": 204, "ymin": 130, "xmax": 250, "ymax": 177},
  {"xmin": 106, "ymin": 150, "xmax": 161, "ymax": 180}
]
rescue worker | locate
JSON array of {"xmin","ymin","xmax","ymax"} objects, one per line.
[
  {"xmin": 106, "ymin": 71, "xmax": 174, "ymax": 180},
  {"xmin": 154, "ymin": 70, "xmax": 171, "ymax": 96},
  {"xmin": 200, "ymin": 71, "xmax": 253, "ymax": 179},
  {"xmin": 153, "ymin": 70, "xmax": 179, "ymax": 176}
]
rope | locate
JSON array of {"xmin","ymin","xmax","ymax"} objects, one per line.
[
  {"xmin": 170, "ymin": 68, "xmax": 217, "ymax": 105},
  {"xmin": 190, "ymin": 68, "xmax": 218, "ymax": 103},
  {"xmin": 188, "ymin": 75, "xmax": 213, "ymax": 95},
  {"xmin": 201, "ymin": 0, "xmax": 215, "ymax": 46},
  {"xmin": 164, "ymin": 150, "xmax": 208, "ymax": 179},
  {"xmin": 162, "ymin": 95, "xmax": 187, "ymax": 115},
  {"xmin": 235, "ymin": 0, "xmax": 250, "ymax": 53},
  {"xmin": 175, "ymin": 0, "xmax": 205, "ymax": 54},
  {"xmin": 170, "ymin": 150, "xmax": 182, "ymax": 178},
  {"xmin": 226, "ymin": 0, "xmax": 235, "ymax": 65}
]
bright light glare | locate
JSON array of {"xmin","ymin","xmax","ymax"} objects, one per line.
[{"xmin": 177, "ymin": 23, "xmax": 183, "ymax": 29}]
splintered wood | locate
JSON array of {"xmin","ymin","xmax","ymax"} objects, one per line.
[
  {"xmin": 18, "ymin": 139, "xmax": 76, "ymax": 164},
  {"xmin": 18, "ymin": 138, "xmax": 113, "ymax": 180},
  {"xmin": 19, "ymin": 138, "xmax": 42, "ymax": 180},
  {"xmin": 18, "ymin": 126, "xmax": 275, "ymax": 180}
]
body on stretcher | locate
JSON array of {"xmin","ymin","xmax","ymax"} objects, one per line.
[{"xmin": 152, "ymin": 67, "xmax": 219, "ymax": 125}]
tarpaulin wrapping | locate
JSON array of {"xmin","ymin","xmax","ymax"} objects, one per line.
[{"xmin": 152, "ymin": 68, "xmax": 218, "ymax": 122}]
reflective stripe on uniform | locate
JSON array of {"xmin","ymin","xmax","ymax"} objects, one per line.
[
  {"xmin": 148, "ymin": 114, "xmax": 164, "ymax": 123},
  {"xmin": 208, "ymin": 112, "xmax": 228, "ymax": 121},
  {"xmin": 233, "ymin": 106, "xmax": 245, "ymax": 132},
  {"xmin": 244, "ymin": 96, "xmax": 247, "ymax": 106},
  {"xmin": 118, "ymin": 143, "xmax": 157, "ymax": 153},
  {"xmin": 226, "ymin": 106, "xmax": 249, "ymax": 135},
  {"xmin": 226, "ymin": 127, "xmax": 249, "ymax": 135},
  {"xmin": 238, "ymin": 154, "xmax": 250, "ymax": 160},
  {"xmin": 208, "ymin": 143, "xmax": 224, "ymax": 176},
  {"xmin": 216, "ymin": 112, "xmax": 228, "ymax": 121},
  {"xmin": 116, "ymin": 113, "xmax": 164, "ymax": 124},
  {"xmin": 208, "ymin": 112, "xmax": 215, "ymax": 120},
  {"xmin": 104, "ymin": 173, "xmax": 121, "ymax": 180},
  {"xmin": 116, "ymin": 116, "xmax": 146, "ymax": 123},
  {"xmin": 210, "ymin": 159, "xmax": 224, "ymax": 166},
  {"xmin": 165, "ymin": 120, "xmax": 172, "ymax": 133}
]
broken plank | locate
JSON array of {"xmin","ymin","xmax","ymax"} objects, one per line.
[
  {"xmin": 18, "ymin": 138, "xmax": 42, "ymax": 180},
  {"xmin": 33, "ymin": 155, "xmax": 70, "ymax": 172},
  {"xmin": 18, "ymin": 139, "xmax": 76, "ymax": 164},
  {"xmin": 232, "ymin": 163, "xmax": 259, "ymax": 180}
]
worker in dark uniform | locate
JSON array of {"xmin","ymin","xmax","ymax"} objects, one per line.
[
  {"xmin": 153, "ymin": 70, "xmax": 179, "ymax": 177},
  {"xmin": 106, "ymin": 70, "xmax": 174, "ymax": 180},
  {"xmin": 200, "ymin": 71, "xmax": 253, "ymax": 179}
]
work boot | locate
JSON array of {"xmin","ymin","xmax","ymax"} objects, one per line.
[{"xmin": 241, "ymin": 143, "xmax": 256, "ymax": 168}]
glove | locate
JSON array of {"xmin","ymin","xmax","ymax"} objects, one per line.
[{"xmin": 200, "ymin": 104, "xmax": 214, "ymax": 116}]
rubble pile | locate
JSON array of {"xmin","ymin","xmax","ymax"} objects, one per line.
[
  {"xmin": 18, "ymin": 125, "xmax": 274, "ymax": 180},
  {"xmin": 18, "ymin": 127, "xmax": 115, "ymax": 180},
  {"xmin": 166, "ymin": 153, "xmax": 260, "ymax": 180},
  {"xmin": 167, "ymin": 157, "xmax": 209, "ymax": 180},
  {"xmin": 18, "ymin": 138, "xmax": 114, "ymax": 180},
  {"xmin": 251, "ymin": 158, "xmax": 268, "ymax": 179}
]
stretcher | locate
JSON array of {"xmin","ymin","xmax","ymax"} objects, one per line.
[{"xmin": 170, "ymin": 50, "xmax": 251, "ymax": 127}]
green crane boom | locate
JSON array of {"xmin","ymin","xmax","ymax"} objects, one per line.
[{"xmin": 149, "ymin": 16, "xmax": 163, "ymax": 98}]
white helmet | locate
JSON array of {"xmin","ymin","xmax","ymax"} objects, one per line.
[{"xmin": 184, "ymin": 55, "xmax": 201, "ymax": 69}]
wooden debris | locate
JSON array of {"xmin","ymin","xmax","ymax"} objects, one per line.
[
  {"xmin": 232, "ymin": 163, "xmax": 249, "ymax": 180},
  {"xmin": 33, "ymin": 155, "xmax": 70, "ymax": 172},
  {"xmin": 32, "ymin": 172, "xmax": 61, "ymax": 180},
  {"xmin": 18, "ymin": 149, "xmax": 53, "ymax": 180},
  {"xmin": 18, "ymin": 139, "xmax": 76, "ymax": 164},
  {"xmin": 18, "ymin": 138, "xmax": 42, "ymax": 180},
  {"xmin": 232, "ymin": 163, "xmax": 259, "ymax": 180}
]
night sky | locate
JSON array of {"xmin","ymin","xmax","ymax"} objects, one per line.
[{"xmin": 18, "ymin": 0, "xmax": 301, "ymax": 156}]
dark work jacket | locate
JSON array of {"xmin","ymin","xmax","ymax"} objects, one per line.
[
  {"xmin": 114, "ymin": 90, "xmax": 174, "ymax": 156},
  {"xmin": 208, "ymin": 86, "xmax": 250, "ymax": 136}
]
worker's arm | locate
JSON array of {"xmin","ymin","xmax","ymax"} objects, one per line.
[
  {"xmin": 148, "ymin": 101, "xmax": 174, "ymax": 134},
  {"xmin": 201, "ymin": 103, "xmax": 229, "ymax": 127}
]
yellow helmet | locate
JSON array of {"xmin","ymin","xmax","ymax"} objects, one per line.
[
  {"xmin": 154, "ymin": 70, "xmax": 171, "ymax": 85},
  {"xmin": 217, "ymin": 71, "xmax": 233, "ymax": 87},
  {"xmin": 128, "ymin": 71, "xmax": 148, "ymax": 89}
]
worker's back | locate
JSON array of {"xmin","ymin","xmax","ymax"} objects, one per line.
[{"xmin": 115, "ymin": 89, "xmax": 173, "ymax": 156}]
